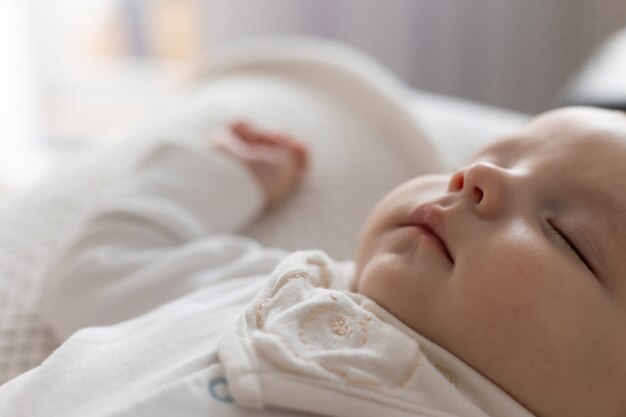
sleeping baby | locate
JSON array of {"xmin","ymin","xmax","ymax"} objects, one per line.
[{"xmin": 1, "ymin": 107, "xmax": 624, "ymax": 417}]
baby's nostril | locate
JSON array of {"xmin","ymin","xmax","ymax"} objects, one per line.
[{"xmin": 473, "ymin": 186, "xmax": 484, "ymax": 204}]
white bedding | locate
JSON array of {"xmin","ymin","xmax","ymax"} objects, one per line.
[{"xmin": 0, "ymin": 38, "xmax": 528, "ymax": 385}]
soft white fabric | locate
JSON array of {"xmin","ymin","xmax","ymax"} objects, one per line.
[
  {"xmin": 0, "ymin": 142, "xmax": 534, "ymax": 417},
  {"xmin": 41, "ymin": 143, "xmax": 266, "ymax": 339}
]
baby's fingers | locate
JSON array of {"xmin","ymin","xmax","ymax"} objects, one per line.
[{"xmin": 229, "ymin": 121, "xmax": 309, "ymax": 172}]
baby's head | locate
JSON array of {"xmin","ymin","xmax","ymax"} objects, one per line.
[{"xmin": 354, "ymin": 107, "xmax": 626, "ymax": 417}]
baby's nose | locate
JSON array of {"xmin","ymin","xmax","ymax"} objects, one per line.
[{"xmin": 448, "ymin": 162, "xmax": 508, "ymax": 218}]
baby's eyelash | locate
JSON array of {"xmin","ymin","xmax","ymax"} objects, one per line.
[{"xmin": 547, "ymin": 220, "xmax": 593, "ymax": 272}]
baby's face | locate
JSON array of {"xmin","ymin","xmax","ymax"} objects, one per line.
[{"xmin": 354, "ymin": 107, "xmax": 626, "ymax": 417}]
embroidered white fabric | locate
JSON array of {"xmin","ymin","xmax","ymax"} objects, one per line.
[{"xmin": 0, "ymin": 38, "xmax": 527, "ymax": 385}]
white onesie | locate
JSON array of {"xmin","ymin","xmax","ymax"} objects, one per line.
[{"xmin": 0, "ymin": 142, "xmax": 534, "ymax": 417}]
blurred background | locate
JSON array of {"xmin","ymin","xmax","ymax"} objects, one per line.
[{"xmin": 2, "ymin": 0, "xmax": 626, "ymax": 195}]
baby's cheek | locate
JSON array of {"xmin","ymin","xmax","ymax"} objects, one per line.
[{"xmin": 461, "ymin": 233, "xmax": 549, "ymax": 321}]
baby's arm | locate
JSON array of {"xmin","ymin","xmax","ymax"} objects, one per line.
[{"xmin": 42, "ymin": 122, "xmax": 309, "ymax": 340}]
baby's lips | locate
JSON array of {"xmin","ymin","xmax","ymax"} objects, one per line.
[{"xmin": 404, "ymin": 203, "xmax": 454, "ymax": 262}]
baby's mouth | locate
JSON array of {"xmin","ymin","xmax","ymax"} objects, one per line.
[{"xmin": 399, "ymin": 203, "xmax": 454, "ymax": 263}]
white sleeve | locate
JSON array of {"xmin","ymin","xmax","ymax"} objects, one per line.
[{"xmin": 41, "ymin": 142, "xmax": 269, "ymax": 341}]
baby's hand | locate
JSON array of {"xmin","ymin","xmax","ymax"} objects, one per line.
[{"xmin": 211, "ymin": 121, "xmax": 310, "ymax": 208}]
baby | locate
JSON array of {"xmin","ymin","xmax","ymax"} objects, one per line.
[{"xmin": 1, "ymin": 107, "xmax": 624, "ymax": 417}]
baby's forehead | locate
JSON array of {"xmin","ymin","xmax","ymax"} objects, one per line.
[
  {"xmin": 480, "ymin": 108, "xmax": 626, "ymax": 159},
  {"xmin": 526, "ymin": 107, "xmax": 626, "ymax": 143}
]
